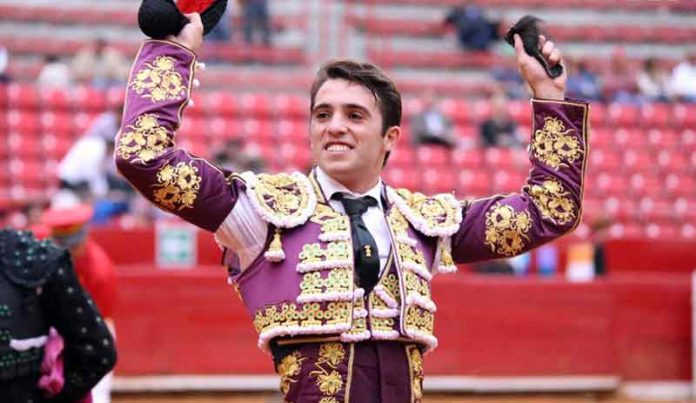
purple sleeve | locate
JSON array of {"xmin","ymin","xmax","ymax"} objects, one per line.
[
  {"xmin": 114, "ymin": 40, "xmax": 240, "ymax": 232},
  {"xmin": 452, "ymin": 99, "xmax": 589, "ymax": 263}
]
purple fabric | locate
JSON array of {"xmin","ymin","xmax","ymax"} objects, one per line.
[
  {"xmin": 452, "ymin": 98, "xmax": 589, "ymax": 262},
  {"xmin": 115, "ymin": 40, "xmax": 238, "ymax": 231},
  {"xmin": 279, "ymin": 341, "xmax": 417, "ymax": 403}
]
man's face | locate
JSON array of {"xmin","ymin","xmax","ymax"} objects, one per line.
[{"xmin": 310, "ymin": 79, "xmax": 399, "ymax": 188}]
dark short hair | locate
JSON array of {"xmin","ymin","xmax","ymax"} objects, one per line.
[{"xmin": 310, "ymin": 59, "xmax": 402, "ymax": 165}]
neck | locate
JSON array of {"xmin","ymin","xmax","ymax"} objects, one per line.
[{"xmin": 320, "ymin": 167, "xmax": 381, "ymax": 195}]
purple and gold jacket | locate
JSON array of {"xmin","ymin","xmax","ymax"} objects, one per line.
[{"xmin": 115, "ymin": 40, "xmax": 589, "ymax": 355}]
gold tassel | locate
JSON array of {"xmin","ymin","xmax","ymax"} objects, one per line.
[{"xmin": 264, "ymin": 228, "xmax": 285, "ymax": 262}]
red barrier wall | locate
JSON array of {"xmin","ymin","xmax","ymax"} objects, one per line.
[{"xmin": 113, "ymin": 267, "xmax": 691, "ymax": 380}]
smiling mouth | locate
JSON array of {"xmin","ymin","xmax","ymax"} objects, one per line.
[{"xmin": 325, "ymin": 143, "xmax": 353, "ymax": 152}]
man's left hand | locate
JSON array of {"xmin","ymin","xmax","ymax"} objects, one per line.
[{"xmin": 514, "ymin": 33, "xmax": 566, "ymax": 100}]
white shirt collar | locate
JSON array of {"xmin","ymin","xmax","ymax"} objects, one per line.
[{"xmin": 315, "ymin": 166, "xmax": 383, "ymax": 210}]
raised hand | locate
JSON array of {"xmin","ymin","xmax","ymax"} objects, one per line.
[
  {"xmin": 513, "ymin": 33, "xmax": 566, "ymax": 100},
  {"xmin": 166, "ymin": 12, "xmax": 204, "ymax": 53}
]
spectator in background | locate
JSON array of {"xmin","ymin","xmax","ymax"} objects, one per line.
[
  {"xmin": 0, "ymin": 228, "xmax": 117, "ymax": 403},
  {"xmin": 444, "ymin": 3, "xmax": 499, "ymax": 52},
  {"xmin": 240, "ymin": 0, "xmax": 271, "ymax": 46},
  {"xmin": 410, "ymin": 93, "xmax": 457, "ymax": 148},
  {"xmin": 37, "ymin": 55, "xmax": 73, "ymax": 89},
  {"xmin": 491, "ymin": 58, "xmax": 527, "ymax": 100},
  {"xmin": 479, "ymin": 93, "xmax": 520, "ymax": 148},
  {"xmin": 637, "ymin": 58, "xmax": 671, "ymax": 103},
  {"xmin": 71, "ymin": 38, "xmax": 129, "ymax": 89},
  {"xmin": 602, "ymin": 47, "xmax": 640, "ymax": 104},
  {"xmin": 213, "ymin": 138, "xmax": 266, "ymax": 172},
  {"xmin": 668, "ymin": 52, "xmax": 696, "ymax": 102},
  {"xmin": 0, "ymin": 46, "xmax": 10, "ymax": 83},
  {"xmin": 42, "ymin": 191, "xmax": 119, "ymax": 403},
  {"xmin": 566, "ymin": 58, "xmax": 602, "ymax": 102}
]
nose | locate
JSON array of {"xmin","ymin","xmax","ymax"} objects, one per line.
[{"xmin": 326, "ymin": 115, "xmax": 347, "ymax": 136}]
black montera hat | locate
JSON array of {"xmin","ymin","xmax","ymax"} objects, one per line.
[{"xmin": 138, "ymin": 0, "xmax": 228, "ymax": 40}]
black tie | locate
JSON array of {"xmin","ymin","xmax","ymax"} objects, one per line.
[{"xmin": 333, "ymin": 193, "xmax": 380, "ymax": 293}]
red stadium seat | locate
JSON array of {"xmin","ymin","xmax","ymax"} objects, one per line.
[
  {"xmin": 458, "ymin": 170, "xmax": 490, "ymax": 197},
  {"xmin": 630, "ymin": 174, "xmax": 663, "ymax": 198},
  {"xmin": 416, "ymin": 146, "xmax": 450, "ymax": 167},
  {"xmin": 608, "ymin": 104, "xmax": 639, "ymax": 127},
  {"xmin": 440, "ymin": 98, "xmax": 471, "ymax": 125},
  {"xmin": 7, "ymin": 84, "xmax": 40, "ymax": 110},
  {"xmin": 389, "ymin": 147, "xmax": 416, "ymax": 169},
  {"xmin": 641, "ymin": 104, "xmax": 671, "ymax": 128},
  {"xmin": 73, "ymin": 86, "xmax": 106, "ymax": 112},
  {"xmin": 277, "ymin": 119, "xmax": 307, "ymax": 141},
  {"xmin": 383, "ymin": 167, "xmax": 420, "ymax": 190},
  {"xmin": 240, "ymin": 93, "xmax": 272, "ymax": 118},
  {"xmin": 40, "ymin": 87, "xmax": 72, "ymax": 111},
  {"xmin": 451, "ymin": 148, "xmax": 483, "ymax": 169},
  {"xmin": 422, "ymin": 168, "xmax": 456, "ymax": 194},
  {"xmin": 657, "ymin": 150, "xmax": 688, "ymax": 174},
  {"xmin": 274, "ymin": 94, "xmax": 308, "ymax": 119},
  {"xmin": 41, "ymin": 111, "xmax": 75, "ymax": 137},
  {"xmin": 7, "ymin": 109, "xmax": 40, "ymax": 135},
  {"xmin": 665, "ymin": 174, "xmax": 696, "ymax": 198}
]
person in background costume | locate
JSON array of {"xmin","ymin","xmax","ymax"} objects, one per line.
[
  {"xmin": 0, "ymin": 228, "xmax": 117, "ymax": 402},
  {"xmin": 116, "ymin": 13, "xmax": 588, "ymax": 402},
  {"xmin": 41, "ymin": 192, "xmax": 118, "ymax": 403}
]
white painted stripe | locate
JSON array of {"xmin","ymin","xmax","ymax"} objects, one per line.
[
  {"xmin": 621, "ymin": 381, "xmax": 692, "ymax": 401},
  {"xmin": 112, "ymin": 375, "xmax": 620, "ymax": 393}
]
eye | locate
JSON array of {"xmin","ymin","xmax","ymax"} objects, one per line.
[
  {"xmin": 349, "ymin": 112, "xmax": 363, "ymax": 121},
  {"xmin": 314, "ymin": 111, "xmax": 330, "ymax": 120}
]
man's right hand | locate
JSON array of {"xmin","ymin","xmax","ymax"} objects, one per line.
[{"xmin": 166, "ymin": 12, "xmax": 204, "ymax": 53}]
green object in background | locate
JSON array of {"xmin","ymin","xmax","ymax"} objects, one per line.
[{"xmin": 156, "ymin": 221, "xmax": 197, "ymax": 269}]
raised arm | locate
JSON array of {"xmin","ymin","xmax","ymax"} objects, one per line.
[
  {"xmin": 451, "ymin": 34, "xmax": 589, "ymax": 262},
  {"xmin": 114, "ymin": 13, "xmax": 241, "ymax": 231}
]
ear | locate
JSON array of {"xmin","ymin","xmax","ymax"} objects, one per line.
[{"xmin": 383, "ymin": 125, "xmax": 401, "ymax": 152}]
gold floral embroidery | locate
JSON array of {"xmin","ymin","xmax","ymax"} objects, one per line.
[
  {"xmin": 130, "ymin": 56, "xmax": 186, "ymax": 102},
  {"xmin": 252, "ymin": 302, "xmax": 352, "ymax": 334},
  {"xmin": 406, "ymin": 345, "xmax": 424, "ymax": 402},
  {"xmin": 395, "ymin": 189, "xmax": 460, "ymax": 234},
  {"xmin": 278, "ymin": 351, "xmax": 307, "ymax": 396},
  {"xmin": 299, "ymin": 242, "xmax": 351, "ymax": 266},
  {"xmin": 532, "ymin": 116, "xmax": 583, "ymax": 170},
  {"xmin": 528, "ymin": 178, "xmax": 577, "ymax": 225},
  {"xmin": 153, "ymin": 161, "xmax": 201, "ymax": 211},
  {"xmin": 254, "ymin": 173, "xmax": 312, "ymax": 222},
  {"xmin": 118, "ymin": 114, "xmax": 171, "ymax": 163},
  {"xmin": 484, "ymin": 203, "xmax": 532, "ymax": 257},
  {"xmin": 404, "ymin": 271, "xmax": 430, "ymax": 299},
  {"xmin": 319, "ymin": 398, "xmax": 339, "ymax": 403},
  {"xmin": 310, "ymin": 343, "xmax": 346, "ymax": 400},
  {"xmin": 387, "ymin": 208, "xmax": 409, "ymax": 233}
]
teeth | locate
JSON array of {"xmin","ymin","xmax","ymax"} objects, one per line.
[{"xmin": 327, "ymin": 144, "xmax": 350, "ymax": 152}]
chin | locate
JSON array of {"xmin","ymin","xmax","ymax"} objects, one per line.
[{"xmin": 319, "ymin": 159, "xmax": 355, "ymax": 177}]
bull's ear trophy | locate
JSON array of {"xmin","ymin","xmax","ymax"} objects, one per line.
[
  {"xmin": 505, "ymin": 15, "xmax": 565, "ymax": 79},
  {"xmin": 138, "ymin": 0, "xmax": 228, "ymax": 39}
]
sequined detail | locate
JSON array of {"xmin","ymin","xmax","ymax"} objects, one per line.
[
  {"xmin": 278, "ymin": 351, "xmax": 307, "ymax": 397},
  {"xmin": 406, "ymin": 344, "xmax": 424, "ymax": 402},
  {"xmin": 153, "ymin": 161, "xmax": 201, "ymax": 211},
  {"xmin": 117, "ymin": 114, "xmax": 172, "ymax": 163},
  {"xmin": 310, "ymin": 343, "xmax": 346, "ymax": 399},
  {"xmin": 130, "ymin": 55, "xmax": 187, "ymax": 103},
  {"xmin": 532, "ymin": 116, "xmax": 583, "ymax": 170},
  {"xmin": 528, "ymin": 178, "xmax": 577, "ymax": 226},
  {"xmin": 297, "ymin": 242, "xmax": 352, "ymax": 272},
  {"xmin": 484, "ymin": 203, "xmax": 532, "ymax": 257},
  {"xmin": 390, "ymin": 188, "xmax": 462, "ymax": 237}
]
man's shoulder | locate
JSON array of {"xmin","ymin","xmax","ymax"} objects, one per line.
[
  {"xmin": 386, "ymin": 187, "xmax": 463, "ymax": 237},
  {"xmin": 0, "ymin": 229, "xmax": 65, "ymax": 288},
  {"xmin": 239, "ymin": 171, "xmax": 317, "ymax": 229}
]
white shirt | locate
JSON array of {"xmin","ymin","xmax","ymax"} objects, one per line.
[{"xmin": 215, "ymin": 167, "xmax": 392, "ymax": 273}]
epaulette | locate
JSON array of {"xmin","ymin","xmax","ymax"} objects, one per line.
[
  {"xmin": 0, "ymin": 229, "xmax": 63, "ymax": 288},
  {"xmin": 239, "ymin": 172, "xmax": 317, "ymax": 262},
  {"xmin": 387, "ymin": 188, "xmax": 462, "ymax": 237}
]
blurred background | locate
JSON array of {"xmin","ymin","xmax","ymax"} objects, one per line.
[{"xmin": 0, "ymin": 0, "xmax": 695, "ymax": 401}]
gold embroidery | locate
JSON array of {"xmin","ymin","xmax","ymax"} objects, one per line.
[
  {"xmin": 255, "ymin": 173, "xmax": 312, "ymax": 222},
  {"xmin": 310, "ymin": 343, "xmax": 346, "ymax": 399},
  {"xmin": 406, "ymin": 345, "xmax": 424, "ymax": 402},
  {"xmin": 484, "ymin": 203, "xmax": 531, "ymax": 257},
  {"xmin": 395, "ymin": 189, "xmax": 460, "ymax": 234},
  {"xmin": 532, "ymin": 116, "xmax": 583, "ymax": 170},
  {"xmin": 117, "ymin": 114, "xmax": 171, "ymax": 163},
  {"xmin": 398, "ymin": 243, "xmax": 427, "ymax": 269},
  {"xmin": 130, "ymin": 56, "xmax": 187, "ymax": 102},
  {"xmin": 382, "ymin": 274, "xmax": 401, "ymax": 303},
  {"xmin": 404, "ymin": 271, "xmax": 430, "ymax": 299},
  {"xmin": 528, "ymin": 179, "xmax": 577, "ymax": 226},
  {"xmin": 278, "ymin": 351, "xmax": 307, "ymax": 396},
  {"xmin": 153, "ymin": 161, "xmax": 201, "ymax": 210},
  {"xmin": 299, "ymin": 269, "xmax": 352, "ymax": 297},
  {"xmin": 299, "ymin": 242, "xmax": 351, "ymax": 265},
  {"xmin": 405, "ymin": 306, "xmax": 434, "ymax": 334},
  {"xmin": 364, "ymin": 245, "xmax": 372, "ymax": 258},
  {"xmin": 439, "ymin": 243, "xmax": 454, "ymax": 268},
  {"xmin": 387, "ymin": 207, "xmax": 409, "ymax": 233},
  {"xmin": 253, "ymin": 302, "xmax": 352, "ymax": 334}
]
